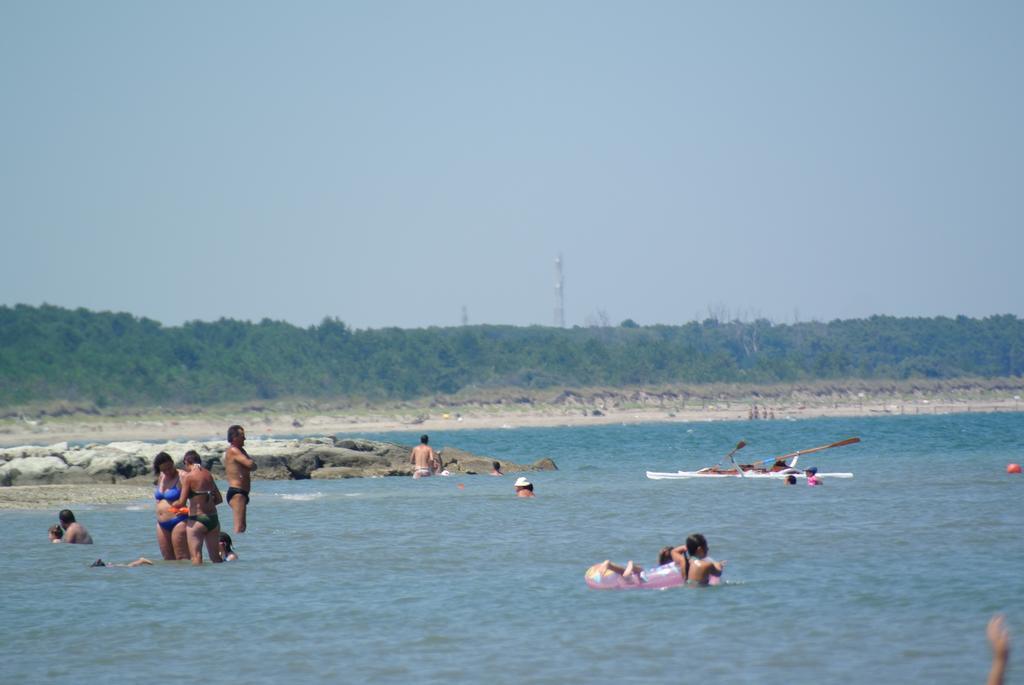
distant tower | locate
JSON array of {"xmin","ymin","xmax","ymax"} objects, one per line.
[
  {"xmin": 554, "ymin": 254, "xmax": 565, "ymax": 328},
  {"xmin": 461, "ymin": 305, "xmax": 468, "ymax": 326}
]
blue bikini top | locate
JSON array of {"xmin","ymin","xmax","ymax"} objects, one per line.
[{"xmin": 155, "ymin": 480, "xmax": 182, "ymax": 502}]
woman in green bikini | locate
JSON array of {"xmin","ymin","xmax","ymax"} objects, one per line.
[{"xmin": 173, "ymin": 451, "xmax": 224, "ymax": 565}]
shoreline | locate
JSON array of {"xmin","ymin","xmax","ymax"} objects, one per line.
[
  {"xmin": 3, "ymin": 395, "xmax": 1021, "ymax": 510},
  {"xmin": 2, "ymin": 396, "xmax": 1021, "ymax": 448}
]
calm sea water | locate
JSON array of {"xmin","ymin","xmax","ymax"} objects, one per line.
[{"xmin": 3, "ymin": 413, "xmax": 1022, "ymax": 684}]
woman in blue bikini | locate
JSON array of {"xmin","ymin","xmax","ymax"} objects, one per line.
[{"xmin": 153, "ymin": 452, "xmax": 189, "ymax": 560}]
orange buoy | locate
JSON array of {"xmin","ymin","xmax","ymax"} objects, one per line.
[{"xmin": 1008, "ymin": 463, "xmax": 1022, "ymax": 474}]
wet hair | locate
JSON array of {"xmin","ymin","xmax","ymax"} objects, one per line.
[
  {"xmin": 219, "ymin": 532, "xmax": 234, "ymax": 554},
  {"xmin": 49, "ymin": 524, "xmax": 63, "ymax": 539},
  {"xmin": 526, "ymin": 483, "xmax": 534, "ymax": 492},
  {"xmin": 90, "ymin": 559, "xmax": 106, "ymax": 567},
  {"xmin": 492, "ymin": 461, "xmax": 501, "ymax": 471},
  {"xmin": 685, "ymin": 533, "xmax": 708, "ymax": 556},
  {"xmin": 59, "ymin": 509, "xmax": 75, "ymax": 525},
  {"xmin": 183, "ymin": 450, "xmax": 202, "ymax": 466},
  {"xmin": 658, "ymin": 546, "xmax": 673, "ymax": 565},
  {"xmin": 152, "ymin": 451, "xmax": 174, "ymax": 476},
  {"xmin": 420, "ymin": 434, "xmax": 429, "ymax": 444},
  {"xmin": 785, "ymin": 475, "xmax": 797, "ymax": 485},
  {"xmin": 228, "ymin": 425, "xmax": 245, "ymax": 443}
]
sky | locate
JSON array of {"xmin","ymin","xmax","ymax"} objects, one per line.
[{"xmin": 2, "ymin": 1, "xmax": 1021, "ymax": 330}]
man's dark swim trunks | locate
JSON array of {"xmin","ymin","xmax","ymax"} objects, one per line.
[{"xmin": 226, "ymin": 487, "xmax": 250, "ymax": 504}]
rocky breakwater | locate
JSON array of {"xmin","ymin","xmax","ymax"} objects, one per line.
[{"xmin": 0, "ymin": 436, "xmax": 558, "ymax": 486}]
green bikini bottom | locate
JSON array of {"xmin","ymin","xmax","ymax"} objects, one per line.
[{"xmin": 189, "ymin": 513, "xmax": 219, "ymax": 530}]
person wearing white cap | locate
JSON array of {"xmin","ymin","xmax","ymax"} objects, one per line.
[{"xmin": 514, "ymin": 476, "xmax": 535, "ymax": 498}]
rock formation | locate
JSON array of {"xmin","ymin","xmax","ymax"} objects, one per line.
[{"xmin": 0, "ymin": 436, "xmax": 557, "ymax": 486}]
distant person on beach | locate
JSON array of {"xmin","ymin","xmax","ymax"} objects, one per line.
[
  {"xmin": 224, "ymin": 425, "xmax": 257, "ymax": 533},
  {"xmin": 670, "ymin": 534, "xmax": 724, "ymax": 585},
  {"xmin": 490, "ymin": 461, "xmax": 503, "ymax": 476},
  {"xmin": 514, "ymin": 477, "xmax": 535, "ymax": 497},
  {"xmin": 173, "ymin": 451, "xmax": 223, "ymax": 564},
  {"xmin": 58, "ymin": 509, "xmax": 93, "ymax": 544},
  {"xmin": 91, "ymin": 558, "xmax": 154, "ymax": 568},
  {"xmin": 153, "ymin": 451, "xmax": 188, "ymax": 560},
  {"xmin": 219, "ymin": 532, "xmax": 238, "ymax": 561},
  {"xmin": 48, "ymin": 524, "xmax": 63, "ymax": 542},
  {"xmin": 988, "ymin": 614, "xmax": 1010, "ymax": 685},
  {"xmin": 410, "ymin": 434, "xmax": 440, "ymax": 479}
]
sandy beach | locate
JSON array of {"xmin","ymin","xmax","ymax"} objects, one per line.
[{"xmin": 2, "ymin": 386, "xmax": 1021, "ymax": 448}]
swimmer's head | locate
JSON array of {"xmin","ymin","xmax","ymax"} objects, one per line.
[
  {"xmin": 219, "ymin": 532, "xmax": 234, "ymax": 554},
  {"xmin": 90, "ymin": 559, "xmax": 106, "ymax": 567},
  {"xmin": 420, "ymin": 434, "xmax": 429, "ymax": 444},
  {"xmin": 785, "ymin": 475, "xmax": 797, "ymax": 485},
  {"xmin": 686, "ymin": 533, "xmax": 708, "ymax": 558},
  {"xmin": 49, "ymin": 524, "xmax": 63, "ymax": 540},
  {"xmin": 658, "ymin": 546, "xmax": 673, "ymax": 565},
  {"xmin": 806, "ymin": 467, "xmax": 818, "ymax": 476},
  {"xmin": 58, "ymin": 509, "xmax": 75, "ymax": 526},
  {"xmin": 492, "ymin": 461, "xmax": 501, "ymax": 471},
  {"xmin": 153, "ymin": 451, "xmax": 174, "ymax": 476}
]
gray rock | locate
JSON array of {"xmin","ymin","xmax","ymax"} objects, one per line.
[
  {"xmin": 0, "ymin": 435, "xmax": 558, "ymax": 485},
  {"xmin": 0, "ymin": 455, "xmax": 68, "ymax": 485}
]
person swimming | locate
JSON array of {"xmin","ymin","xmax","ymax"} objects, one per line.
[
  {"xmin": 91, "ymin": 558, "xmax": 154, "ymax": 567},
  {"xmin": 514, "ymin": 477, "xmax": 535, "ymax": 497},
  {"xmin": 219, "ymin": 532, "xmax": 238, "ymax": 561}
]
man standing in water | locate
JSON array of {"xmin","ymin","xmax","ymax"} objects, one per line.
[
  {"xmin": 410, "ymin": 434, "xmax": 440, "ymax": 478},
  {"xmin": 224, "ymin": 425, "xmax": 256, "ymax": 533}
]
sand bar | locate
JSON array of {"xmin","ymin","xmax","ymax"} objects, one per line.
[{"xmin": 0, "ymin": 484, "xmax": 150, "ymax": 510}]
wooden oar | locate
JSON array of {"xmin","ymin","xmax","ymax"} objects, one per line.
[
  {"xmin": 749, "ymin": 437, "xmax": 861, "ymax": 467},
  {"xmin": 698, "ymin": 441, "xmax": 746, "ymax": 474}
]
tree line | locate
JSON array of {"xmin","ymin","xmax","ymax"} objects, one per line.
[{"xmin": 1, "ymin": 304, "xmax": 1022, "ymax": 408}]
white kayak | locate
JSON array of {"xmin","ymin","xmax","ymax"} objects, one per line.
[
  {"xmin": 646, "ymin": 470, "xmax": 853, "ymax": 480},
  {"xmin": 649, "ymin": 437, "xmax": 861, "ymax": 481}
]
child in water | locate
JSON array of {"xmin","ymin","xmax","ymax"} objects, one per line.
[
  {"xmin": 219, "ymin": 532, "xmax": 239, "ymax": 561},
  {"xmin": 596, "ymin": 545, "xmax": 683, "ymax": 583},
  {"xmin": 671, "ymin": 533, "xmax": 725, "ymax": 584}
]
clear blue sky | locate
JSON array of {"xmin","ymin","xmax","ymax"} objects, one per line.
[{"xmin": 2, "ymin": 1, "xmax": 1021, "ymax": 329}]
